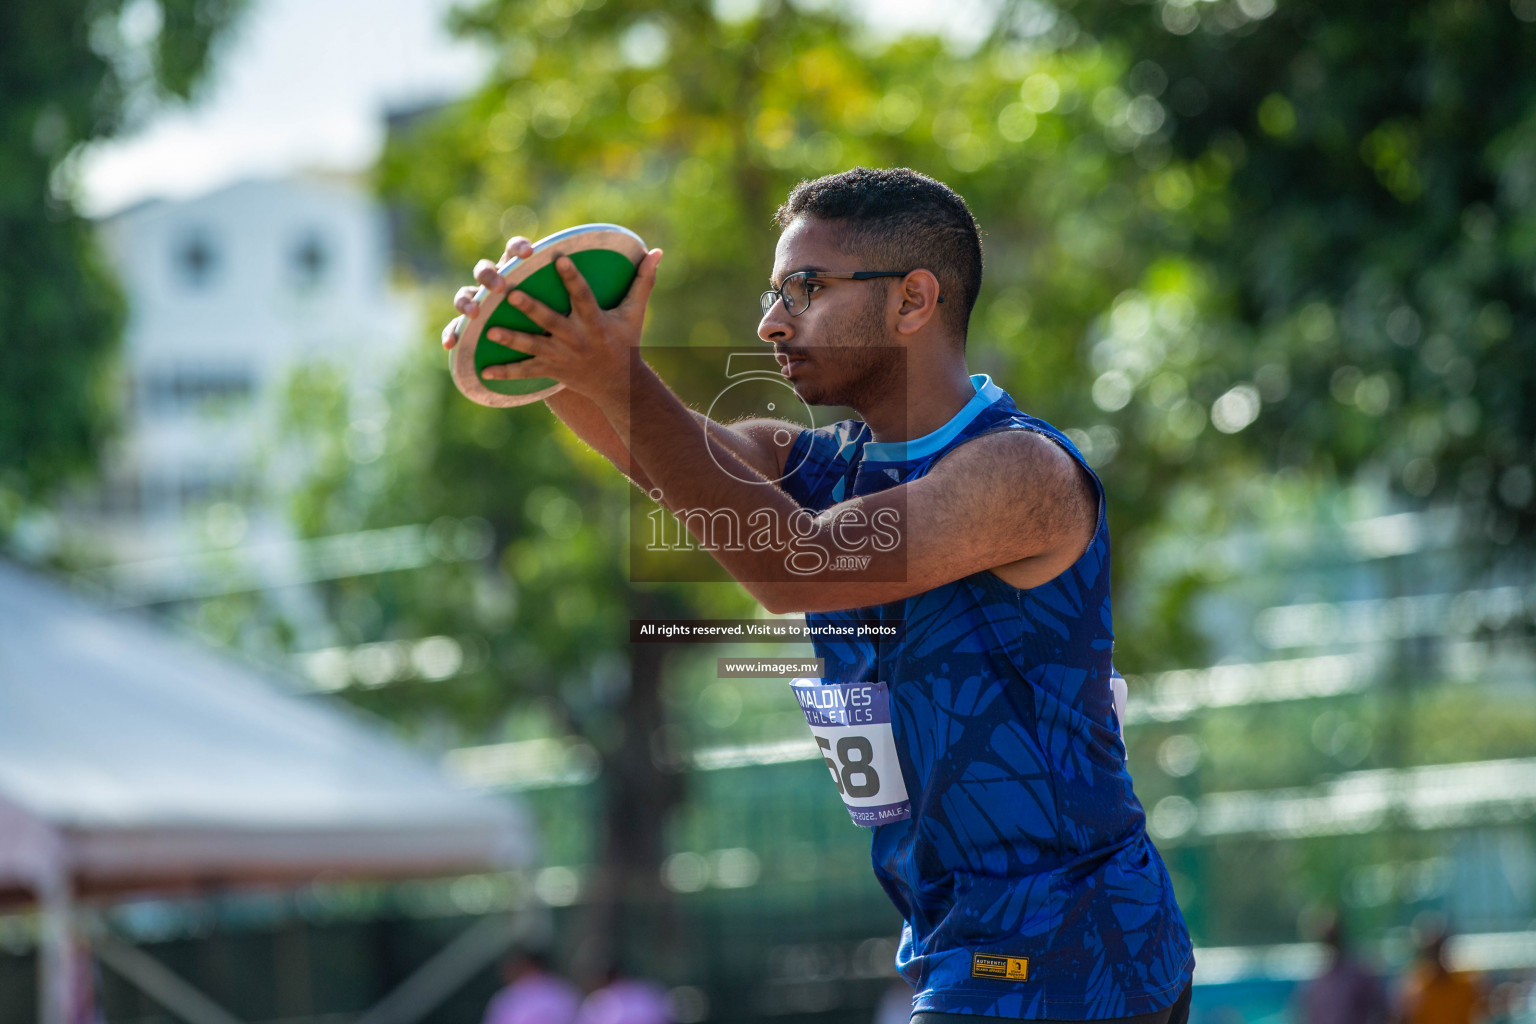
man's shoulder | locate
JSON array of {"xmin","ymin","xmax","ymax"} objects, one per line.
[
  {"xmin": 921, "ymin": 427, "xmax": 1102, "ymax": 563},
  {"xmin": 976, "ymin": 402, "xmax": 1088, "ymax": 460},
  {"xmin": 933, "ymin": 426, "xmax": 1087, "ymax": 488}
]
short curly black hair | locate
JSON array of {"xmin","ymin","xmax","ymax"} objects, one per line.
[{"xmin": 774, "ymin": 167, "xmax": 983, "ymax": 336}]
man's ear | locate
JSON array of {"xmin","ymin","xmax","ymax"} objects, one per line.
[{"xmin": 893, "ymin": 269, "xmax": 943, "ymax": 335}]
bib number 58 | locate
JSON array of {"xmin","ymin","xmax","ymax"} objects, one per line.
[
  {"xmin": 792, "ymin": 677, "xmax": 911, "ymax": 826},
  {"xmin": 817, "ymin": 735, "xmax": 881, "ymax": 798}
]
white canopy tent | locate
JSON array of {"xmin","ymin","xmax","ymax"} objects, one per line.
[{"xmin": 0, "ymin": 561, "xmax": 537, "ymax": 1024}]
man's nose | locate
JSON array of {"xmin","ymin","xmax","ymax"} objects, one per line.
[{"xmin": 758, "ymin": 301, "xmax": 794, "ymax": 344}]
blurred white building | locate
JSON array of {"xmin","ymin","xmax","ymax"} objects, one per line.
[{"xmin": 90, "ymin": 176, "xmax": 416, "ymax": 565}]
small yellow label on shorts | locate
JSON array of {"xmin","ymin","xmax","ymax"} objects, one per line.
[{"xmin": 971, "ymin": 953, "xmax": 1029, "ymax": 981}]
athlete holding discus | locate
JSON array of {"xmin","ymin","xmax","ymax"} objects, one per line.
[{"xmin": 444, "ymin": 168, "xmax": 1193, "ymax": 1022}]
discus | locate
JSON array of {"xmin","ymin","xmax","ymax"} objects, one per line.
[{"xmin": 450, "ymin": 223, "xmax": 648, "ymax": 407}]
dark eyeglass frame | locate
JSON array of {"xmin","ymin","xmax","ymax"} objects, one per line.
[{"xmin": 759, "ymin": 270, "xmax": 942, "ymax": 317}]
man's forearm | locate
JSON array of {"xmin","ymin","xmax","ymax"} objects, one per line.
[
  {"xmin": 613, "ymin": 359, "xmax": 831, "ymax": 594},
  {"xmin": 611, "ymin": 361, "xmax": 783, "ymax": 506},
  {"xmin": 574, "ymin": 360, "xmax": 778, "ymax": 494},
  {"xmin": 546, "ymin": 381, "xmax": 746, "ymax": 493},
  {"xmin": 544, "ymin": 388, "xmax": 653, "ymax": 491}
]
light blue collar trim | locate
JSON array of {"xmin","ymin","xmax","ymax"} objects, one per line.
[{"xmin": 861, "ymin": 374, "xmax": 1006, "ymax": 463}]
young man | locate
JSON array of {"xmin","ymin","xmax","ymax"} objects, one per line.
[{"xmin": 445, "ymin": 167, "xmax": 1193, "ymax": 1022}]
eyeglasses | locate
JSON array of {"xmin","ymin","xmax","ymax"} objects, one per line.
[{"xmin": 759, "ymin": 270, "xmax": 940, "ymax": 317}]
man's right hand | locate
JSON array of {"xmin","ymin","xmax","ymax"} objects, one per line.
[{"xmin": 440, "ymin": 235, "xmax": 538, "ymax": 350}]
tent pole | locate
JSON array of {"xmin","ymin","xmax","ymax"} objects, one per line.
[{"xmin": 35, "ymin": 869, "xmax": 75, "ymax": 1024}]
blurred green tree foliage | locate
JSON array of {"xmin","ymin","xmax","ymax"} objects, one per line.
[
  {"xmin": 0, "ymin": 0, "xmax": 247, "ymax": 526},
  {"xmin": 1074, "ymin": 0, "xmax": 1536, "ymax": 554}
]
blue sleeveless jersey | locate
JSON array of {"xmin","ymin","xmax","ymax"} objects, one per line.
[{"xmin": 781, "ymin": 375, "xmax": 1193, "ymax": 1019}]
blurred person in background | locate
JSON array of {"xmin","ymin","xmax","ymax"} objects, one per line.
[
  {"xmin": 1398, "ymin": 922, "xmax": 1487, "ymax": 1024},
  {"xmin": 484, "ymin": 949, "xmax": 582, "ymax": 1024},
  {"xmin": 1294, "ymin": 910, "xmax": 1388, "ymax": 1024},
  {"xmin": 574, "ymin": 966, "xmax": 672, "ymax": 1024}
]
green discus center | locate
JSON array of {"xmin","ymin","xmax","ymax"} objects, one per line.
[{"xmin": 475, "ymin": 248, "xmax": 639, "ymax": 396}]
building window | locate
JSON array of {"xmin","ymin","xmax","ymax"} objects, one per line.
[
  {"xmin": 290, "ymin": 230, "xmax": 330, "ymax": 289},
  {"xmin": 173, "ymin": 228, "xmax": 220, "ymax": 290},
  {"xmin": 140, "ymin": 365, "xmax": 255, "ymax": 414}
]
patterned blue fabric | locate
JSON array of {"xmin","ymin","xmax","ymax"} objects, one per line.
[{"xmin": 781, "ymin": 375, "xmax": 1193, "ymax": 1019}]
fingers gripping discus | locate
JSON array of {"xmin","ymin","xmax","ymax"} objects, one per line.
[{"xmin": 450, "ymin": 224, "xmax": 647, "ymax": 407}]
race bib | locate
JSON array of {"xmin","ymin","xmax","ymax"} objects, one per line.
[{"xmin": 790, "ymin": 678, "xmax": 910, "ymax": 827}]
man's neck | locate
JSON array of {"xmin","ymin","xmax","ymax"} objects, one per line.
[{"xmin": 859, "ymin": 360, "xmax": 978, "ymax": 444}]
